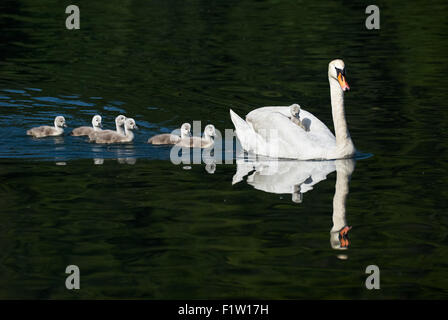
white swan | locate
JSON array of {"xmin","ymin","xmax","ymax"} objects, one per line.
[
  {"xmin": 176, "ymin": 124, "xmax": 216, "ymax": 148},
  {"xmin": 89, "ymin": 118, "xmax": 138, "ymax": 144},
  {"xmin": 71, "ymin": 115, "xmax": 102, "ymax": 136},
  {"xmin": 233, "ymin": 156, "xmax": 355, "ymax": 250},
  {"xmin": 230, "ymin": 59, "xmax": 355, "ymax": 160},
  {"xmin": 27, "ymin": 116, "xmax": 67, "ymax": 138},
  {"xmin": 147, "ymin": 123, "xmax": 191, "ymax": 145}
]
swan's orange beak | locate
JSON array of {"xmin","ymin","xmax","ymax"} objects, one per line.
[{"xmin": 337, "ymin": 73, "xmax": 350, "ymax": 92}]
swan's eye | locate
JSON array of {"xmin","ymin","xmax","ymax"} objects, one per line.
[{"xmin": 335, "ymin": 67, "xmax": 345, "ymax": 76}]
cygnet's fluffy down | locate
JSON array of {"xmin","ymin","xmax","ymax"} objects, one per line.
[
  {"xmin": 90, "ymin": 118, "xmax": 138, "ymax": 144},
  {"xmin": 27, "ymin": 116, "xmax": 67, "ymax": 138},
  {"xmin": 289, "ymin": 104, "xmax": 307, "ymax": 131},
  {"xmin": 176, "ymin": 124, "xmax": 216, "ymax": 148},
  {"xmin": 88, "ymin": 115, "xmax": 126, "ymax": 141},
  {"xmin": 148, "ymin": 123, "xmax": 191, "ymax": 145},
  {"xmin": 71, "ymin": 115, "xmax": 102, "ymax": 136}
]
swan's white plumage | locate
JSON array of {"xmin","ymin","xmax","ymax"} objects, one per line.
[
  {"xmin": 231, "ymin": 107, "xmax": 336, "ymax": 159},
  {"xmin": 230, "ymin": 59, "xmax": 356, "ymax": 160}
]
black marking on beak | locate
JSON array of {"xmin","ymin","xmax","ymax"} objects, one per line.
[{"xmin": 335, "ymin": 67, "xmax": 346, "ymax": 77}]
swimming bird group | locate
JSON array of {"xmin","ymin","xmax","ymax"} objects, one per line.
[
  {"xmin": 26, "ymin": 59, "xmax": 356, "ymax": 159},
  {"xmin": 27, "ymin": 113, "xmax": 217, "ymax": 148}
]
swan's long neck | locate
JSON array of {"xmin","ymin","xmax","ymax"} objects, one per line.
[
  {"xmin": 203, "ymin": 132, "xmax": 213, "ymax": 141},
  {"xmin": 116, "ymin": 122, "xmax": 124, "ymax": 135},
  {"xmin": 54, "ymin": 122, "xmax": 64, "ymax": 133},
  {"xmin": 329, "ymin": 79, "xmax": 353, "ymax": 147},
  {"xmin": 181, "ymin": 130, "xmax": 189, "ymax": 139},
  {"xmin": 124, "ymin": 126, "xmax": 134, "ymax": 141},
  {"xmin": 93, "ymin": 123, "xmax": 101, "ymax": 131}
]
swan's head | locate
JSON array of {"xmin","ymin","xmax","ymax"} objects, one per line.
[
  {"xmin": 180, "ymin": 123, "xmax": 191, "ymax": 138},
  {"xmin": 289, "ymin": 104, "xmax": 301, "ymax": 117},
  {"xmin": 125, "ymin": 118, "xmax": 138, "ymax": 130},
  {"xmin": 92, "ymin": 115, "xmax": 102, "ymax": 128},
  {"xmin": 204, "ymin": 124, "xmax": 216, "ymax": 138},
  {"xmin": 115, "ymin": 115, "xmax": 127, "ymax": 126},
  {"xmin": 55, "ymin": 116, "xmax": 67, "ymax": 128},
  {"xmin": 328, "ymin": 59, "xmax": 350, "ymax": 92},
  {"xmin": 330, "ymin": 225, "xmax": 352, "ymax": 250}
]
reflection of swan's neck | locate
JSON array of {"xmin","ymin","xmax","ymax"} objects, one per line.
[
  {"xmin": 329, "ymin": 79, "xmax": 354, "ymax": 149},
  {"xmin": 330, "ymin": 160, "xmax": 355, "ymax": 250},
  {"xmin": 331, "ymin": 164, "xmax": 350, "ymax": 232}
]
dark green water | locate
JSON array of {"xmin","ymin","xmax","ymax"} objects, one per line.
[{"xmin": 1, "ymin": 0, "xmax": 448, "ymax": 299}]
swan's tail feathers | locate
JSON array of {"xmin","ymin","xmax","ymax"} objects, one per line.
[
  {"xmin": 230, "ymin": 109, "xmax": 248, "ymax": 132},
  {"xmin": 230, "ymin": 109, "xmax": 257, "ymax": 152}
]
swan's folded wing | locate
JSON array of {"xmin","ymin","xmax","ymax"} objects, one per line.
[
  {"xmin": 247, "ymin": 106, "xmax": 335, "ymax": 139},
  {"xmin": 230, "ymin": 109, "xmax": 268, "ymax": 153},
  {"xmin": 247, "ymin": 111, "xmax": 335, "ymax": 159}
]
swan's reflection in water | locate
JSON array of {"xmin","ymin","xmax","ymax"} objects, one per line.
[
  {"xmin": 205, "ymin": 162, "xmax": 216, "ymax": 174},
  {"xmin": 92, "ymin": 158, "xmax": 137, "ymax": 165},
  {"xmin": 91, "ymin": 144, "xmax": 137, "ymax": 165},
  {"xmin": 233, "ymin": 155, "xmax": 356, "ymax": 254},
  {"xmin": 117, "ymin": 158, "xmax": 137, "ymax": 165}
]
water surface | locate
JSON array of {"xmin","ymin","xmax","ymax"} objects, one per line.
[{"xmin": 0, "ymin": 0, "xmax": 448, "ymax": 299}]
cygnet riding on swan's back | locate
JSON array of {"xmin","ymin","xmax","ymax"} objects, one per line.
[
  {"xmin": 289, "ymin": 104, "xmax": 307, "ymax": 131},
  {"xmin": 27, "ymin": 116, "xmax": 67, "ymax": 138},
  {"xmin": 71, "ymin": 115, "xmax": 102, "ymax": 136},
  {"xmin": 88, "ymin": 115, "xmax": 126, "ymax": 141},
  {"xmin": 89, "ymin": 118, "xmax": 138, "ymax": 144},
  {"xmin": 230, "ymin": 59, "xmax": 355, "ymax": 160},
  {"xmin": 176, "ymin": 124, "xmax": 216, "ymax": 148},
  {"xmin": 147, "ymin": 123, "xmax": 191, "ymax": 145}
]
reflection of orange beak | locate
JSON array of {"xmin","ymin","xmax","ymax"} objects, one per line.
[
  {"xmin": 339, "ymin": 226, "xmax": 352, "ymax": 248},
  {"xmin": 337, "ymin": 73, "xmax": 350, "ymax": 91}
]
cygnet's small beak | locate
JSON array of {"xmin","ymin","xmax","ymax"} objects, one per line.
[
  {"xmin": 134, "ymin": 125, "xmax": 139, "ymax": 130},
  {"xmin": 63, "ymin": 123, "xmax": 67, "ymax": 128}
]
